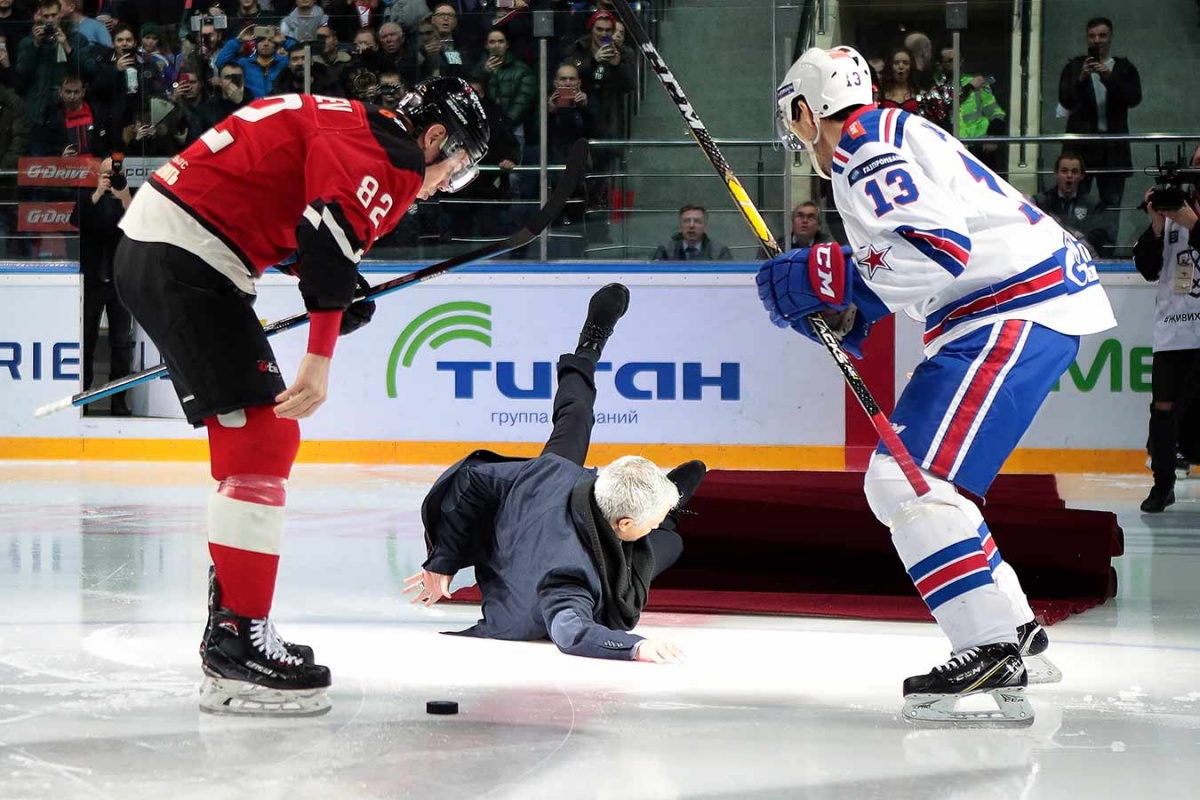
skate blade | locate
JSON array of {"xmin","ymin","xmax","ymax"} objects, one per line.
[
  {"xmin": 903, "ymin": 688, "xmax": 1034, "ymax": 728},
  {"xmin": 1023, "ymin": 654, "xmax": 1063, "ymax": 685},
  {"xmin": 199, "ymin": 676, "xmax": 332, "ymax": 718}
]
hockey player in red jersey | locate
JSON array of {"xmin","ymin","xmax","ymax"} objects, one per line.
[{"xmin": 112, "ymin": 78, "xmax": 489, "ymax": 716}]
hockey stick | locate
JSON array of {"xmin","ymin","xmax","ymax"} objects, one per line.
[
  {"xmin": 34, "ymin": 139, "xmax": 589, "ymax": 418},
  {"xmin": 610, "ymin": 0, "xmax": 930, "ymax": 495}
]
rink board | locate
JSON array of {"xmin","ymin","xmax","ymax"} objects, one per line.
[{"xmin": 0, "ymin": 265, "xmax": 1153, "ymax": 471}]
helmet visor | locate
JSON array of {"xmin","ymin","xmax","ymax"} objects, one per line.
[
  {"xmin": 775, "ymin": 105, "xmax": 805, "ymax": 151},
  {"xmin": 439, "ymin": 136, "xmax": 484, "ymax": 194}
]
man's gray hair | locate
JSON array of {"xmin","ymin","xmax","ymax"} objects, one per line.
[{"xmin": 594, "ymin": 456, "xmax": 681, "ymax": 527}]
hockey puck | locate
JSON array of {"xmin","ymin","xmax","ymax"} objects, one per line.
[{"xmin": 426, "ymin": 700, "xmax": 459, "ymax": 715}]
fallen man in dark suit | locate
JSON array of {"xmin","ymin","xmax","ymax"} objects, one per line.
[{"xmin": 403, "ymin": 283, "xmax": 706, "ymax": 663}]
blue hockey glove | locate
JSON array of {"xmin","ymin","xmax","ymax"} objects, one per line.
[
  {"xmin": 787, "ymin": 306, "xmax": 874, "ymax": 359},
  {"xmin": 756, "ymin": 243, "xmax": 856, "ymax": 327}
]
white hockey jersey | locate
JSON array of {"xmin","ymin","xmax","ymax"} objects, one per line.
[
  {"xmin": 829, "ymin": 106, "xmax": 1116, "ymax": 355},
  {"xmin": 1150, "ymin": 217, "xmax": 1200, "ymax": 353}
]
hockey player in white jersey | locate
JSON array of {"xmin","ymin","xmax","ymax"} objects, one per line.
[{"xmin": 760, "ymin": 46, "xmax": 1116, "ymax": 725}]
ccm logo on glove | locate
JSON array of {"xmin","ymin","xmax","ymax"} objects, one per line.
[{"xmin": 808, "ymin": 243, "xmax": 846, "ymax": 305}]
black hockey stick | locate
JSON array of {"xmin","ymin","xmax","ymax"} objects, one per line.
[
  {"xmin": 34, "ymin": 139, "xmax": 589, "ymax": 418},
  {"xmin": 611, "ymin": 1, "xmax": 930, "ymax": 495}
]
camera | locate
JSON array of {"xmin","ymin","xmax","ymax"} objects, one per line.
[
  {"xmin": 109, "ymin": 154, "xmax": 127, "ymax": 192},
  {"xmin": 42, "ymin": 21, "xmax": 57, "ymax": 36},
  {"xmin": 191, "ymin": 14, "xmax": 227, "ymax": 32},
  {"xmin": 379, "ymin": 83, "xmax": 402, "ymax": 97},
  {"xmin": 1141, "ymin": 151, "xmax": 1200, "ymax": 213}
]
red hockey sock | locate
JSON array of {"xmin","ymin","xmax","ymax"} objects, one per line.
[{"xmin": 205, "ymin": 406, "xmax": 300, "ymax": 618}]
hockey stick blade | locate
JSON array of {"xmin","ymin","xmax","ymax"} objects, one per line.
[
  {"xmin": 610, "ymin": 0, "xmax": 928, "ymax": 495},
  {"xmin": 33, "ymin": 139, "xmax": 589, "ymax": 418}
]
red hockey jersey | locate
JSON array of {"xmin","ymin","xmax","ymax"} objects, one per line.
[{"xmin": 121, "ymin": 94, "xmax": 425, "ymax": 297}]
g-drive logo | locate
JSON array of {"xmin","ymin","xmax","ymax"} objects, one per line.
[{"xmin": 385, "ymin": 301, "xmax": 740, "ymax": 401}]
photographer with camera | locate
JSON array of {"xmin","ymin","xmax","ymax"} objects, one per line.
[
  {"xmin": 75, "ymin": 154, "xmax": 133, "ymax": 416},
  {"xmin": 1057, "ymin": 16, "xmax": 1142, "ymax": 209},
  {"xmin": 560, "ymin": 9, "xmax": 631, "ymax": 138},
  {"xmin": 1132, "ymin": 144, "xmax": 1200, "ymax": 513},
  {"xmin": 377, "ymin": 70, "xmax": 403, "ymax": 110},
  {"xmin": 187, "ymin": 62, "xmax": 247, "ymax": 144},
  {"xmin": 473, "ymin": 28, "xmax": 533, "ymax": 151},
  {"xmin": 215, "ymin": 22, "xmax": 286, "ymax": 99},
  {"xmin": 93, "ymin": 23, "xmax": 164, "ymax": 131},
  {"xmin": 175, "ymin": 12, "xmax": 227, "ymax": 82},
  {"xmin": 15, "ymin": 0, "xmax": 96, "ymax": 125}
]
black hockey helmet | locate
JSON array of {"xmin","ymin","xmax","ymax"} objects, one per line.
[{"xmin": 398, "ymin": 77, "xmax": 490, "ymax": 193}]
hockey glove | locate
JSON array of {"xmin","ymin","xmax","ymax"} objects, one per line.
[
  {"xmin": 785, "ymin": 304, "xmax": 872, "ymax": 359},
  {"xmin": 756, "ymin": 243, "xmax": 856, "ymax": 327},
  {"xmin": 339, "ymin": 274, "xmax": 376, "ymax": 336}
]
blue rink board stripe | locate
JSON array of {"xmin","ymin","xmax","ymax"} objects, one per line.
[{"xmin": 0, "ymin": 261, "xmax": 1140, "ymax": 275}]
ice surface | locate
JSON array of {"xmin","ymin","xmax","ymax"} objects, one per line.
[{"xmin": 1, "ymin": 463, "xmax": 1199, "ymax": 799}]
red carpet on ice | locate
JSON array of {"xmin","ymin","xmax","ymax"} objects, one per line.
[{"xmin": 449, "ymin": 471, "xmax": 1124, "ymax": 626}]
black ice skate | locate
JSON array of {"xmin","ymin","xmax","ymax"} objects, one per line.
[
  {"xmin": 200, "ymin": 607, "xmax": 332, "ymax": 717},
  {"xmin": 902, "ymin": 642, "xmax": 1033, "ymax": 727},
  {"xmin": 1016, "ymin": 619, "xmax": 1062, "ymax": 684},
  {"xmin": 575, "ymin": 283, "xmax": 630, "ymax": 360},
  {"xmin": 200, "ymin": 565, "xmax": 315, "ymax": 664}
]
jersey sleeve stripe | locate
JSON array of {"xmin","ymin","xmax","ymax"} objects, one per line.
[
  {"xmin": 882, "ymin": 109, "xmax": 897, "ymax": 146},
  {"xmin": 897, "ymin": 225, "xmax": 971, "ymax": 276},
  {"xmin": 891, "ymin": 109, "xmax": 908, "ymax": 148},
  {"xmin": 304, "ymin": 203, "xmax": 364, "ymax": 264}
]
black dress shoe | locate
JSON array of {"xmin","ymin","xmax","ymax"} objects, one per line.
[
  {"xmin": 662, "ymin": 460, "xmax": 707, "ymax": 529},
  {"xmin": 667, "ymin": 460, "xmax": 707, "ymax": 507},
  {"xmin": 1140, "ymin": 483, "xmax": 1176, "ymax": 513},
  {"xmin": 576, "ymin": 283, "xmax": 630, "ymax": 360}
]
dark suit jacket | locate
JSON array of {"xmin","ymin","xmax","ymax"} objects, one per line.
[
  {"xmin": 651, "ymin": 233, "xmax": 733, "ymax": 261},
  {"xmin": 1057, "ymin": 55, "xmax": 1142, "ymax": 171},
  {"xmin": 421, "ymin": 450, "xmax": 645, "ymax": 660}
]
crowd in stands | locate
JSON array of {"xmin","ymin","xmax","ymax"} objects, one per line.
[
  {"xmin": 0, "ymin": 0, "xmax": 642, "ymax": 254},
  {"xmin": 0, "ymin": 5, "xmax": 1150, "ymax": 265},
  {"xmin": 796, "ymin": 17, "xmax": 1142, "ymax": 261}
]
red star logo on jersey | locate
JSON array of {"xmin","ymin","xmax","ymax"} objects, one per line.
[{"xmin": 861, "ymin": 245, "xmax": 893, "ymax": 279}]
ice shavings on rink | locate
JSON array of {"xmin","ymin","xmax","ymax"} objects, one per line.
[{"xmin": 1, "ymin": 462, "xmax": 1200, "ymax": 799}]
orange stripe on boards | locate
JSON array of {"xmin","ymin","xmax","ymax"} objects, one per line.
[
  {"xmin": 1000, "ymin": 448, "xmax": 1148, "ymax": 475},
  {"xmin": 0, "ymin": 437, "xmax": 841, "ymax": 470},
  {"xmin": 0, "ymin": 437, "xmax": 1149, "ymax": 474}
]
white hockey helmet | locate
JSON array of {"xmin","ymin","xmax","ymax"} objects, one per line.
[{"xmin": 775, "ymin": 46, "xmax": 873, "ymax": 152}]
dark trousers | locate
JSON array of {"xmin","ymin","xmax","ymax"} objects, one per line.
[
  {"xmin": 540, "ymin": 353, "xmax": 682, "ymax": 578},
  {"xmin": 1149, "ymin": 349, "xmax": 1200, "ymax": 483},
  {"xmin": 82, "ymin": 280, "xmax": 134, "ymax": 403}
]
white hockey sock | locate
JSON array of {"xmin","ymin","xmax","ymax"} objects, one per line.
[
  {"xmin": 891, "ymin": 500, "xmax": 1017, "ymax": 653},
  {"xmin": 972, "ymin": 514, "xmax": 1034, "ymax": 628},
  {"xmin": 990, "ymin": 560, "xmax": 1035, "ymax": 626}
]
